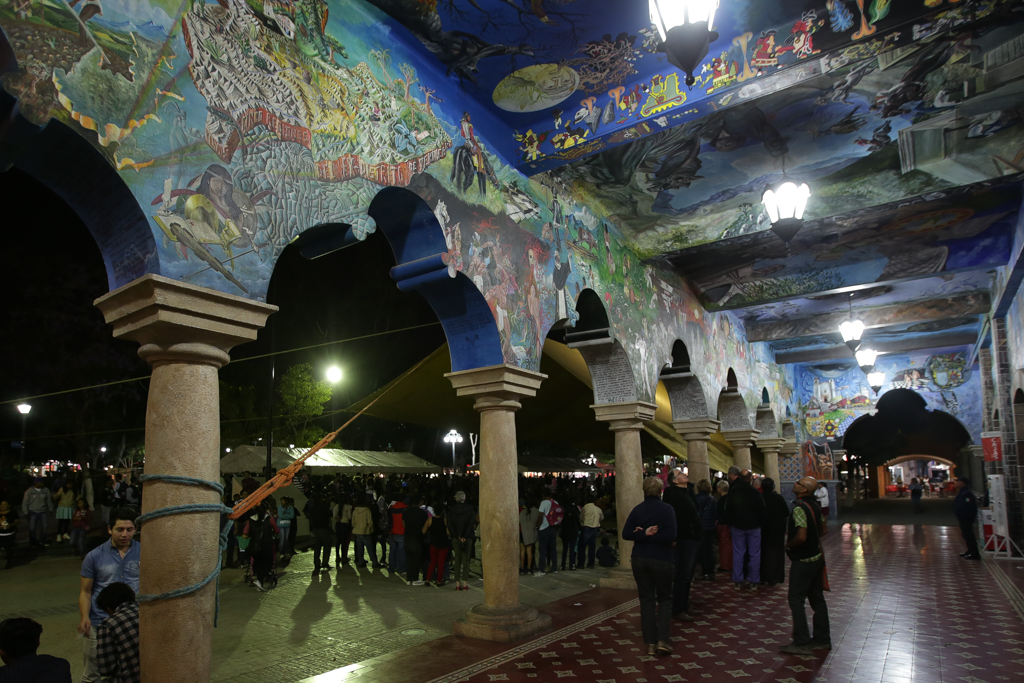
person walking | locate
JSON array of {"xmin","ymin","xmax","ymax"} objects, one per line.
[
  {"xmin": 909, "ymin": 478, "xmax": 924, "ymax": 514},
  {"xmin": 723, "ymin": 470, "xmax": 766, "ymax": 590},
  {"xmin": 305, "ymin": 491, "xmax": 335, "ymax": 576},
  {"xmin": 760, "ymin": 478, "xmax": 789, "ymax": 586},
  {"xmin": 78, "ymin": 509, "xmax": 140, "ymax": 682},
  {"xmin": 694, "ymin": 479, "xmax": 717, "ymax": 581},
  {"xmin": 577, "ymin": 495, "xmax": 604, "ymax": 569},
  {"xmin": 447, "ymin": 491, "xmax": 476, "ymax": 591},
  {"xmin": 0, "ymin": 617, "xmax": 73, "ymax": 683},
  {"xmin": 781, "ymin": 476, "xmax": 831, "ymax": 655},
  {"xmin": 70, "ymin": 498, "xmax": 93, "ymax": 559},
  {"xmin": 715, "ymin": 479, "xmax": 732, "ymax": 574},
  {"xmin": 535, "ymin": 493, "xmax": 563, "ymax": 575},
  {"xmin": 559, "ymin": 493, "xmax": 581, "ymax": 570},
  {"xmin": 333, "ymin": 494, "xmax": 353, "ymax": 568},
  {"xmin": 423, "ymin": 504, "xmax": 450, "ymax": 586},
  {"xmin": 815, "ymin": 482, "xmax": 830, "ymax": 520},
  {"xmin": 403, "ymin": 497, "xmax": 429, "ymax": 585},
  {"xmin": 53, "ymin": 483, "xmax": 76, "ymax": 543},
  {"xmin": 622, "ymin": 477, "xmax": 677, "ymax": 656},
  {"xmin": 22, "ymin": 478, "xmax": 53, "ymax": 547},
  {"xmin": 662, "ymin": 468, "xmax": 702, "ymax": 621},
  {"xmin": 953, "ymin": 477, "xmax": 980, "ymax": 560},
  {"xmin": 351, "ymin": 495, "xmax": 379, "ymax": 568},
  {"xmin": 94, "ymin": 582, "xmax": 140, "ymax": 683}
]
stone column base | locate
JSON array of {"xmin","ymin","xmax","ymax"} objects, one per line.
[
  {"xmin": 599, "ymin": 566, "xmax": 637, "ymax": 590},
  {"xmin": 453, "ymin": 603, "xmax": 553, "ymax": 643}
]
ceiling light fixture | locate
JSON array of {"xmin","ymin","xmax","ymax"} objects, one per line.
[
  {"xmin": 649, "ymin": 0, "xmax": 720, "ymax": 87},
  {"xmin": 839, "ymin": 293, "xmax": 864, "ymax": 352},
  {"xmin": 762, "ymin": 178, "xmax": 811, "ymax": 244},
  {"xmin": 856, "ymin": 348, "xmax": 878, "ymax": 374},
  {"xmin": 867, "ymin": 371, "xmax": 885, "ymax": 395}
]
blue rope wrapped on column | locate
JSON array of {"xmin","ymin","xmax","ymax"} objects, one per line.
[{"xmin": 134, "ymin": 473, "xmax": 233, "ymax": 626}]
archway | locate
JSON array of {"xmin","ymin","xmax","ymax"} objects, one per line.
[{"xmin": 718, "ymin": 368, "xmax": 757, "ymax": 471}]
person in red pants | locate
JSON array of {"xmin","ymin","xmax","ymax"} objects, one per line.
[{"xmin": 423, "ymin": 505, "xmax": 451, "ymax": 586}]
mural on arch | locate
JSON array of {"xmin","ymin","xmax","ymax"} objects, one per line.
[
  {"xmin": 0, "ymin": 0, "xmax": 796, "ymax": 415},
  {"xmin": 794, "ymin": 348, "xmax": 983, "ymax": 449}
]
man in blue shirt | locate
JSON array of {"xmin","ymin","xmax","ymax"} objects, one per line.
[{"xmin": 78, "ymin": 508, "xmax": 141, "ymax": 683}]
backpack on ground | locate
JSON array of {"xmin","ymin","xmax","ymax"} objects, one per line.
[{"xmin": 545, "ymin": 499, "xmax": 564, "ymax": 526}]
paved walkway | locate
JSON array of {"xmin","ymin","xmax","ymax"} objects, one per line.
[
  {"xmin": 3, "ymin": 503, "xmax": 1023, "ymax": 683},
  {"xmin": 314, "ymin": 524, "xmax": 1024, "ymax": 683}
]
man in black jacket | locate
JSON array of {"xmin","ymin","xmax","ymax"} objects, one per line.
[
  {"xmin": 447, "ymin": 491, "xmax": 477, "ymax": 590},
  {"xmin": 724, "ymin": 470, "xmax": 766, "ymax": 590},
  {"xmin": 662, "ymin": 468, "xmax": 703, "ymax": 620}
]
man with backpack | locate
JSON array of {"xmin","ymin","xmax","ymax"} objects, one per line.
[
  {"xmin": 781, "ymin": 476, "xmax": 830, "ymax": 655},
  {"xmin": 535, "ymin": 494, "xmax": 563, "ymax": 576}
]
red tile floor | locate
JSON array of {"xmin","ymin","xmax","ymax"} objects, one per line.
[{"xmin": 308, "ymin": 524, "xmax": 1024, "ymax": 683}]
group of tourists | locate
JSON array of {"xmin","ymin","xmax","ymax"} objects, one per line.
[{"xmin": 624, "ymin": 467, "xmax": 832, "ymax": 658}]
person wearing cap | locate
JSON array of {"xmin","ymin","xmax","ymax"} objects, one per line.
[
  {"xmin": 953, "ymin": 477, "xmax": 980, "ymax": 560},
  {"xmin": 780, "ymin": 476, "xmax": 830, "ymax": 655}
]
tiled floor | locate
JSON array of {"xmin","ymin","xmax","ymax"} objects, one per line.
[{"xmin": 307, "ymin": 523, "xmax": 1024, "ymax": 683}]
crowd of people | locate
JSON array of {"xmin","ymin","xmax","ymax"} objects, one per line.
[{"xmin": 623, "ymin": 467, "xmax": 832, "ymax": 658}]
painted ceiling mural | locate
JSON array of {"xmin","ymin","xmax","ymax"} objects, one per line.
[
  {"xmin": 667, "ymin": 181, "xmax": 1019, "ymax": 310},
  {"xmin": 555, "ymin": 8, "xmax": 1024, "ymax": 257},
  {"xmin": 0, "ymin": 0, "xmax": 796, "ymax": 419},
  {"xmin": 795, "ymin": 348, "xmax": 983, "ymax": 445}
]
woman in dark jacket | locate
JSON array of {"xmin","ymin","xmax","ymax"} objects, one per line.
[
  {"xmin": 622, "ymin": 477, "xmax": 677, "ymax": 657},
  {"xmin": 760, "ymin": 478, "xmax": 790, "ymax": 585},
  {"xmin": 715, "ymin": 480, "xmax": 733, "ymax": 573}
]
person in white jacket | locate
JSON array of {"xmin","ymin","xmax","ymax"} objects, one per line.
[{"xmin": 815, "ymin": 482, "xmax": 830, "ymax": 519}]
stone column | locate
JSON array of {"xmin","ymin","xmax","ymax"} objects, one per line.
[
  {"xmin": 94, "ymin": 275, "xmax": 275, "ymax": 683},
  {"xmin": 672, "ymin": 418, "xmax": 720, "ymax": 484},
  {"xmin": 969, "ymin": 445, "xmax": 986, "ymax": 496},
  {"xmin": 757, "ymin": 437, "xmax": 786, "ymax": 485},
  {"xmin": 446, "ymin": 364, "xmax": 551, "ymax": 642},
  {"xmin": 721, "ymin": 428, "xmax": 760, "ymax": 472},
  {"xmin": 592, "ymin": 401, "xmax": 657, "ymax": 590}
]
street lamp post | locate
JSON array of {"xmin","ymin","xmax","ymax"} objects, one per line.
[
  {"xmin": 326, "ymin": 366, "xmax": 342, "ymax": 432},
  {"xmin": 443, "ymin": 429, "xmax": 463, "ymax": 470},
  {"xmin": 16, "ymin": 404, "xmax": 31, "ymax": 471}
]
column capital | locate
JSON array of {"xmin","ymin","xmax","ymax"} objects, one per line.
[
  {"xmin": 94, "ymin": 274, "xmax": 277, "ymax": 367},
  {"xmin": 969, "ymin": 445, "xmax": 984, "ymax": 459},
  {"xmin": 446, "ymin": 364, "xmax": 547, "ymax": 412},
  {"xmin": 721, "ymin": 428, "xmax": 760, "ymax": 448},
  {"xmin": 672, "ymin": 418, "xmax": 721, "ymax": 440},
  {"xmin": 592, "ymin": 401, "xmax": 657, "ymax": 432},
  {"xmin": 779, "ymin": 441, "xmax": 800, "ymax": 457},
  {"xmin": 756, "ymin": 437, "xmax": 787, "ymax": 453}
]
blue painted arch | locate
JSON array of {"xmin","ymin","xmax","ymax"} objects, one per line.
[{"xmin": 367, "ymin": 187, "xmax": 503, "ymax": 373}]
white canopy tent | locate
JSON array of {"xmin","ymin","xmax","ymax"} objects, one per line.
[{"xmin": 221, "ymin": 445, "xmax": 442, "ymax": 474}]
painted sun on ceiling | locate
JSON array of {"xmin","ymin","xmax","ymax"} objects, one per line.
[{"xmin": 552, "ymin": 5, "xmax": 1024, "ymax": 258}]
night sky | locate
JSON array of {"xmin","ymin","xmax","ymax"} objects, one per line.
[{"xmin": 0, "ymin": 168, "xmax": 450, "ymax": 466}]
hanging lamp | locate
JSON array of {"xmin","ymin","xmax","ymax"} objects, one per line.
[{"xmin": 649, "ymin": 0, "xmax": 720, "ymax": 87}]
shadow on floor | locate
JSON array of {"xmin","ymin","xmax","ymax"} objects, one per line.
[{"xmin": 835, "ymin": 495, "xmax": 956, "ymax": 527}]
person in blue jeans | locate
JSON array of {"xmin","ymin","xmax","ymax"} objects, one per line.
[
  {"xmin": 535, "ymin": 495, "xmax": 561, "ymax": 575},
  {"xmin": 21, "ymin": 479, "xmax": 53, "ymax": 547},
  {"xmin": 277, "ymin": 498, "xmax": 296, "ymax": 556},
  {"xmin": 577, "ymin": 496, "xmax": 604, "ymax": 568}
]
